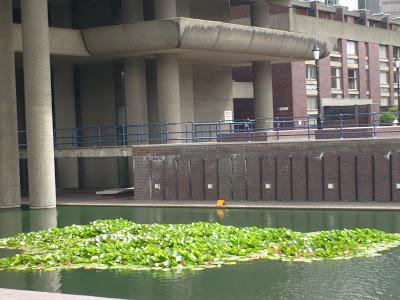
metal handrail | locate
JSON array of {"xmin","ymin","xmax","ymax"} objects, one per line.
[{"xmin": 16, "ymin": 112, "xmax": 400, "ymax": 149}]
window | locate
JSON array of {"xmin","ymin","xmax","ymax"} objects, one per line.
[
  {"xmin": 332, "ymin": 94, "xmax": 343, "ymax": 99},
  {"xmin": 380, "ymin": 61, "xmax": 389, "ymax": 69},
  {"xmin": 347, "ymin": 58, "xmax": 358, "ymax": 65},
  {"xmin": 379, "ymin": 45, "xmax": 388, "ymax": 58},
  {"xmin": 381, "ymin": 87, "xmax": 390, "ymax": 94},
  {"xmin": 348, "ymin": 69, "xmax": 358, "ymax": 90},
  {"xmin": 380, "ymin": 72, "xmax": 389, "ymax": 84},
  {"xmin": 394, "ymin": 47, "xmax": 400, "ymax": 60},
  {"xmin": 307, "ymin": 96, "xmax": 318, "ymax": 110},
  {"xmin": 306, "ymin": 64, "xmax": 316, "ymax": 80},
  {"xmin": 331, "ymin": 67, "xmax": 341, "ymax": 89},
  {"xmin": 331, "ymin": 56, "xmax": 342, "ymax": 62},
  {"xmin": 349, "ymin": 94, "xmax": 359, "ymax": 99},
  {"xmin": 381, "ymin": 97, "xmax": 389, "ymax": 106},
  {"xmin": 347, "ymin": 41, "xmax": 357, "ymax": 55}
]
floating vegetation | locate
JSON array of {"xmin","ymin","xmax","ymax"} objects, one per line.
[{"xmin": 0, "ymin": 219, "xmax": 399, "ymax": 272}]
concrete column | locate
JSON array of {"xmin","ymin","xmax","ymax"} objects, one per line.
[
  {"xmin": 21, "ymin": 0, "xmax": 56, "ymax": 208},
  {"xmin": 125, "ymin": 59, "xmax": 148, "ymax": 127},
  {"xmin": 180, "ymin": 61, "xmax": 195, "ymax": 122},
  {"xmin": 250, "ymin": 0, "xmax": 269, "ymax": 28},
  {"xmin": 157, "ymin": 54, "xmax": 181, "ymax": 124},
  {"xmin": 251, "ymin": 1, "xmax": 274, "ymax": 124},
  {"xmin": 0, "ymin": 0, "xmax": 21, "ymax": 208},
  {"xmin": 122, "ymin": 0, "xmax": 148, "ymax": 126},
  {"xmin": 122, "ymin": 0, "xmax": 144, "ymax": 23},
  {"xmin": 125, "ymin": 59, "xmax": 148, "ymax": 185},
  {"xmin": 53, "ymin": 64, "xmax": 79, "ymax": 189},
  {"xmin": 122, "ymin": 0, "xmax": 147, "ymax": 184},
  {"xmin": 155, "ymin": 0, "xmax": 177, "ymax": 19},
  {"xmin": 252, "ymin": 61, "xmax": 274, "ymax": 121}
]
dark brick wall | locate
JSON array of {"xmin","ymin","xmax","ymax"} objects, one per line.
[
  {"xmin": 132, "ymin": 139, "xmax": 400, "ymax": 202},
  {"xmin": 291, "ymin": 62, "xmax": 307, "ymax": 118},
  {"xmin": 272, "ymin": 63, "xmax": 293, "ymax": 118},
  {"xmin": 319, "ymin": 56, "xmax": 332, "ymax": 99}
]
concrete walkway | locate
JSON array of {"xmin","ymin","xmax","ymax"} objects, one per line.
[
  {"xmin": 0, "ymin": 288, "xmax": 119, "ymax": 300},
  {"xmin": 20, "ymin": 190, "xmax": 400, "ymax": 211}
]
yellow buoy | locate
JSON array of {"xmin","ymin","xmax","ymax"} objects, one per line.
[{"xmin": 216, "ymin": 199, "xmax": 225, "ymax": 207}]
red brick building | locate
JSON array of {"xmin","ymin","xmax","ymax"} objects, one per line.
[{"xmin": 231, "ymin": 1, "xmax": 400, "ymax": 124}]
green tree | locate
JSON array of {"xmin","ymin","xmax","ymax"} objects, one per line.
[{"xmin": 380, "ymin": 105, "xmax": 399, "ymax": 125}]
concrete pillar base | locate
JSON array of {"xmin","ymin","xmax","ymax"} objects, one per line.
[
  {"xmin": 29, "ymin": 205, "xmax": 57, "ymax": 210},
  {"xmin": 0, "ymin": 205, "xmax": 21, "ymax": 209}
]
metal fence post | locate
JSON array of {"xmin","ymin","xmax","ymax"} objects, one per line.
[
  {"xmin": 307, "ymin": 115, "xmax": 311, "ymax": 140},
  {"xmin": 73, "ymin": 128, "xmax": 78, "ymax": 148},
  {"xmin": 217, "ymin": 120, "xmax": 221, "ymax": 143},
  {"xmin": 140, "ymin": 124, "xmax": 144, "ymax": 145},
  {"xmin": 97, "ymin": 126, "xmax": 102, "ymax": 146},
  {"xmin": 372, "ymin": 112, "xmax": 377, "ymax": 138},
  {"xmin": 191, "ymin": 122, "xmax": 195, "ymax": 143},
  {"xmin": 246, "ymin": 118, "xmax": 251, "ymax": 142},
  {"xmin": 164, "ymin": 122, "xmax": 168, "ymax": 144},
  {"xmin": 339, "ymin": 114, "xmax": 344, "ymax": 139},
  {"xmin": 122, "ymin": 124, "xmax": 127, "ymax": 146},
  {"xmin": 276, "ymin": 117, "xmax": 280, "ymax": 141}
]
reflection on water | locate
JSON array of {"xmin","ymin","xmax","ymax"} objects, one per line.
[{"xmin": 0, "ymin": 207, "xmax": 400, "ymax": 300}]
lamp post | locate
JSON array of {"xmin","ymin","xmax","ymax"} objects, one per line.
[
  {"xmin": 395, "ymin": 55, "xmax": 400, "ymax": 125},
  {"xmin": 312, "ymin": 42, "xmax": 323, "ymax": 129}
]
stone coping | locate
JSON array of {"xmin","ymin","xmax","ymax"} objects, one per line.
[{"xmin": 0, "ymin": 288, "xmax": 119, "ymax": 300}]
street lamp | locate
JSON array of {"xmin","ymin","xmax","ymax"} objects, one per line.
[
  {"xmin": 312, "ymin": 42, "xmax": 323, "ymax": 129},
  {"xmin": 395, "ymin": 55, "xmax": 400, "ymax": 125}
]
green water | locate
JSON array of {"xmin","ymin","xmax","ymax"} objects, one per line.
[{"xmin": 1, "ymin": 207, "xmax": 400, "ymax": 300}]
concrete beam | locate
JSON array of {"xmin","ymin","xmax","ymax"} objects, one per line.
[
  {"xmin": 21, "ymin": 0, "xmax": 56, "ymax": 209},
  {"xmin": 0, "ymin": 0, "xmax": 21, "ymax": 208},
  {"xmin": 81, "ymin": 18, "xmax": 332, "ymax": 62}
]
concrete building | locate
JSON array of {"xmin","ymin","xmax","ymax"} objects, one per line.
[
  {"xmin": 0, "ymin": 0, "xmax": 330, "ymax": 208},
  {"xmin": 382, "ymin": 0, "xmax": 400, "ymax": 17},
  {"xmin": 358, "ymin": 0, "xmax": 382, "ymax": 13},
  {"xmin": 231, "ymin": 1, "xmax": 400, "ymax": 124}
]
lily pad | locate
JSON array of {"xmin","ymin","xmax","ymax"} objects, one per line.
[{"xmin": 0, "ymin": 219, "xmax": 399, "ymax": 272}]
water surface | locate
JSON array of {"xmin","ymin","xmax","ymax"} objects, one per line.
[{"xmin": 0, "ymin": 207, "xmax": 399, "ymax": 300}]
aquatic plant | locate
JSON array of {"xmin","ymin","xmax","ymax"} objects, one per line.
[{"xmin": 0, "ymin": 219, "xmax": 399, "ymax": 272}]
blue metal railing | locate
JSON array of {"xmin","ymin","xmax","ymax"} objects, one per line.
[{"xmin": 17, "ymin": 111, "xmax": 400, "ymax": 149}]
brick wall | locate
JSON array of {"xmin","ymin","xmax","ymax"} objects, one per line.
[
  {"xmin": 389, "ymin": 45, "xmax": 395, "ymax": 106},
  {"xmin": 358, "ymin": 42, "xmax": 367, "ymax": 99},
  {"xmin": 272, "ymin": 63, "xmax": 293, "ymax": 118},
  {"xmin": 132, "ymin": 139, "xmax": 400, "ymax": 202},
  {"xmin": 291, "ymin": 62, "xmax": 307, "ymax": 118},
  {"xmin": 340, "ymin": 39, "xmax": 349, "ymax": 98},
  {"xmin": 368, "ymin": 43, "xmax": 381, "ymax": 112}
]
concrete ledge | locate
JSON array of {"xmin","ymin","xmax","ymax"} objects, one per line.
[
  {"xmin": 20, "ymin": 193, "xmax": 400, "ymax": 211},
  {"xmin": 56, "ymin": 201, "xmax": 400, "ymax": 211},
  {"xmin": 0, "ymin": 288, "xmax": 119, "ymax": 300}
]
